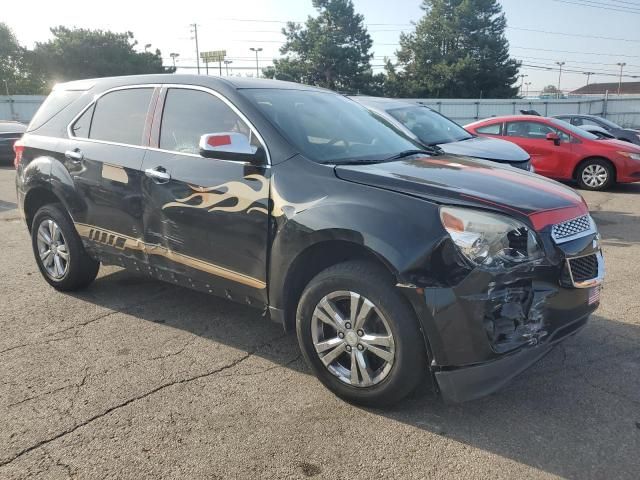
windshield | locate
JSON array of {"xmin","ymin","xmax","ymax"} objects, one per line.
[
  {"xmin": 594, "ymin": 116, "xmax": 621, "ymax": 130},
  {"xmin": 549, "ymin": 118, "xmax": 599, "ymax": 140},
  {"xmin": 386, "ymin": 106, "xmax": 473, "ymax": 145},
  {"xmin": 240, "ymin": 89, "xmax": 422, "ymax": 163}
]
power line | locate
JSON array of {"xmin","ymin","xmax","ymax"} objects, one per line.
[{"xmin": 551, "ymin": 0, "xmax": 640, "ymax": 14}]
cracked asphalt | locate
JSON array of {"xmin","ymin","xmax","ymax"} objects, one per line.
[{"xmin": 0, "ymin": 164, "xmax": 639, "ymax": 479}]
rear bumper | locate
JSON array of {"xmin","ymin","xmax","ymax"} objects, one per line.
[{"xmin": 435, "ymin": 313, "xmax": 589, "ymax": 403}]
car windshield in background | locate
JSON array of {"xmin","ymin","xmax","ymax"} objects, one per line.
[
  {"xmin": 240, "ymin": 89, "xmax": 421, "ymax": 163},
  {"xmin": 549, "ymin": 118, "xmax": 599, "ymax": 140},
  {"xmin": 595, "ymin": 117, "xmax": 622, "ymax": 130},
  {"xmin": 386, "ymin": 106, "xmax": 473, "ymax": 145}
]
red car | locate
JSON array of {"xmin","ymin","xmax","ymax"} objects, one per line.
[{"xmin": 465, "ymin": 115, "xmax": 640, "ymax": 191}]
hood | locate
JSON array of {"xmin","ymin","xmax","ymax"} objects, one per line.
[
  {"xmin": 335, "ymin": 155, "xmax": 588, "ymax": 231},
  {"xmin": 599, "ymin": 138, "xmax": 640, "ymax": 151},
  {"xmin": 438, "ymin": 135, "xmax": 530, "ymax": 163}
]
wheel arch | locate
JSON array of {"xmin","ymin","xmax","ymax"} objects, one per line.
[
  {"xmin": 274, "ymin": 237, "xmax": 399, "ymax": 333},
  {"xmin": 23, "ymin": 187, "xmax": 64, "ymax": 232}
]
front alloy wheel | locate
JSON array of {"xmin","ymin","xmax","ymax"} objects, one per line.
[
  {"xmin": 312, "ymin": 291, "xmax": 395, "ymax": 387},
  {"xmin": 297, "ymin": 261, "xmax": 427, "ymax": 407},
  {"xmin": 577, "ymin": 159, "xmax": 613, "ymax": 190}
]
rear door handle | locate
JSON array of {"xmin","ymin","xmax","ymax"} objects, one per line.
[
  {"xmin": 145, "ymin": 167, "xmax": 171, "ymax": 183},
  {"xmin": 65, "ymin": 149, "xmax": 84, "ymax": 162}
]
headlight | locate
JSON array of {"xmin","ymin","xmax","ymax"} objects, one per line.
[
  {"xmin": 440, "ymin": 206, "xmax": 543, "ymax": 269},
  {"xmin": 618, "ymin": 151, "xmax": 640, "ymax": 161}
]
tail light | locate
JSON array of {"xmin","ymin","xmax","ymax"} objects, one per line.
[{"xmin": 13, "ymin": 141, "xmax": 24, "ymax": 169}]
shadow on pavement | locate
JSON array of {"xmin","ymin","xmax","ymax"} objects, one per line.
[{"xmin": 68, "ymin": 268, "xmax": 640, "ymax": 480}]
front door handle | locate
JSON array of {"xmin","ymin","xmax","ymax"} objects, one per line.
[
  {"xmin": 65, "ymin": 149, "xmax": 84, "ymax": 162},
  {"xmin": 145, "ymin": 167, "xmax": 171, "ymax": 183}
]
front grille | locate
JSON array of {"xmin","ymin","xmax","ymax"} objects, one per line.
[
  {"xmin": 568, "ymin": 254, "xmax": 599, "ymax": 283},
  {"xmin": 551, "ymin": 215, "xmax": 593, "ymax": 243}
]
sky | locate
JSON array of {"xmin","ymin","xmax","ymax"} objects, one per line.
[{"xmin": 3, "ymin": 0, "xmax": 640, "ymax": 94}]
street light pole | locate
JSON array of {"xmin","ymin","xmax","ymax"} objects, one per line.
[
  {"xmin": 170, "ymin": 53, "xmax": 180, "ymax": 69},
  {"xmin": 190, "ymin": 24, "xmax": 200, "ymax": 74},
  {"xmin": 144, "ymin": 43, "xmax": 152, "ymax": 52},
  {"xmin": 224, "ymin": 60, "xmax": 233, "ymax": 76},
  {"xmin": 250, "ymin": 47, "xmax": 263, "ymax": 78},
  {"xmin": 525, "ymin": 82, "xmax": 532, "ymax": 97},
  {"xmin": 617, "ymin": 62, "xmax": 627, "ymax": 95},
  {"xmin": 556, "ymin": 61, "xmax": 565, "ymax": 94}
]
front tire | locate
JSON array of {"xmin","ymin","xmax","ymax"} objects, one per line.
[
  {"xmin": 577, "ymin": 159, "xmax": 614, "ymax": 191},
  {"xmin": 296, "ymin": 261, "xmax": 427, "ymax": 407},
  {"xmin": 31, "ymin": 203, "xmax": 100, "ymax": 291}
]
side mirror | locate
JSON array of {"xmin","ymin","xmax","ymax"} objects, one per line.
[
  {"xmin": 546, "ymin": 132, "xmax": 561, "ymax": 146},
  {"xmin": 199, "ymin": 132, "xmax": 266, "ymax": 164}
]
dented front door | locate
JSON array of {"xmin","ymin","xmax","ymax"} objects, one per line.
[{"xmin": 141, "ymin": 86, "xmax": 270, "ymax": 305}]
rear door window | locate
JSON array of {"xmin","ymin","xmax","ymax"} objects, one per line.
[
  {"xmin": 159, "ymin": 88, "xmax": 259, "ymax": 155},
  {"xmin": 88, "ymin": 88, "xmax": 154, "ymax": 146}
]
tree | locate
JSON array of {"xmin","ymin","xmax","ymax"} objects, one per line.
[
  {"xmin": 0, "ymin": 23, "xmax": 45, "ymax": 94},
  {"xmin": 263, "ymin": 0, "xmax": 374, "ymax": 93},
  {"xmin": 32, "ymin": 27, "xmax": 174, "ymax": 88},
  {"xmin": 390, "ymin": 0, "xmax": 520, "ymax": 98},
  {"xmin": 541, "ymin": 85, "xmax": 561, "ymax": 94}
]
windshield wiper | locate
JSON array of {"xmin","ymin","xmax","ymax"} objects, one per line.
[
  {"xmin": 385, "ymin": 147, "xmax": 443, "ymax": 161},
  {"xmin": 326, "ymin": 158, "xmax": 389, "ymax": 165}
]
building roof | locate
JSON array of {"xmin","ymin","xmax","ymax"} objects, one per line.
[{"xmin": 571, "ymin": 81, "xmax": 640, "ymax": 95}]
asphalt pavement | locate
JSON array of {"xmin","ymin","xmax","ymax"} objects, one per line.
[{"xmin": 0, "ymin": 164, "xmax": 638, "ymax": 479}]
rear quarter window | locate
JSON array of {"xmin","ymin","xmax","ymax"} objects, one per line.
[
  {"xmin": 27, "ymin": 90, "xmax": 84, "ymax": 132},
  {"xmin": 476, "ymin": 123, "xmax": 502, "ymax": 135}
]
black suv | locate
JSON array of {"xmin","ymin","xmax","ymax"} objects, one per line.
[{"xmin": 16, "ymin": 75, "xmax": 604, "ymax": 406}]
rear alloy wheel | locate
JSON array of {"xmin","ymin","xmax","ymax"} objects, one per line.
[
  {"xmin": 36, "ymin": 219, "xmax": 70, "ymax": 280},
  {"xmin": 577, "ymin": 159, "xmax": 614, "ymax": 191},
  {"xmin": 31, "ymin": 203, "xmax": 100, "ymax": 291},
  {"xmin": 297, "ymin": 261, "xmax": 427, "ymax": 407}
]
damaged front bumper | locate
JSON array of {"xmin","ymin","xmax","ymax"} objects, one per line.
[{"xmin": 402, "ymin": 233, "xmax": 604, "ymax": 403}]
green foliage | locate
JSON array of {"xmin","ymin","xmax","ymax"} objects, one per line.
[
  {"xmin": 32, "ymin": 27, "xmax": 174, "ymax": 88},
  {"xmin": 264, "ymin": 0, "xmax": 375, "ymax": 93},
  {"xmin": 390, "ymin": 0, "xmax": 520, "ymax": 98},
  {"xmin": 0, "ymin": 23, "xmax": 45, "ymax": 94}
]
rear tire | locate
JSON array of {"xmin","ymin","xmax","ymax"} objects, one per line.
[
  {"xmin": 296, "ymin": 260, "xmax": 427, "ymax": 407},
  {"xmin": 31, "ymin": 203, "xmax": 99, "ymax": 291},
  {"xmin": 576, "ymin": 159, "xmax": 614, "ymax": 191}
]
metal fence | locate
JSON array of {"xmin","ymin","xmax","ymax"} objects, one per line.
[
  {"xmin": 0, "ymin": 96, "xmax": 47, "ymax": 124},
  {"xmin": 410, "ymin": 96, "xmax": 640, "ymax": 128},
  {"xmin": 3, "ymin": 94, "xmax": 640, "ymax": 128}
]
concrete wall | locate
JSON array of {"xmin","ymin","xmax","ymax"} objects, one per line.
[{"xmin": 3, "ymin": 94, "xmax": 640, "ymax": 128}]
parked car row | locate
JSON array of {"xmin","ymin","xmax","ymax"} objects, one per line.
[{"xmin": 16, "ymin": 75, "xmax": 605, "ymax": 406}]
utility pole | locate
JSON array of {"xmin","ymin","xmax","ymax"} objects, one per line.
[
  {"xmin": 617, "ymin": 62, "xmax": 627, "ymax": 95},
  {"xmin": 518, "ymin": 74, "xmax": 528, "ymax": 96},
  {"xmin": 556, "ymin": 61, "xmax": 565, "ymax": 95},
  {"xmin": 190, "ymin": 24, "xmax": 200, "ymax": 74},
  {"xmin": 170, "ymin": 53, "xmax": 180, "ymax": 69},
  {"xmin": 250, "ymin": 47, "xmax": 263, "ymax": 78},
  {"xmin": 224, "ymin": 60, "xmax": 233, "ymax": 76},
  {"xmin": 583, "ymin": 71, "xmax": 594, "ymax": 86}
]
